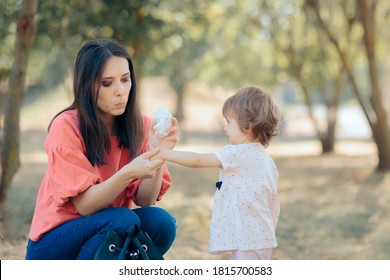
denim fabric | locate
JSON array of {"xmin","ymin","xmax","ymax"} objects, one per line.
[{"xmin": 25, "ymin": 207, "xmax": 176, "ymax": 260}]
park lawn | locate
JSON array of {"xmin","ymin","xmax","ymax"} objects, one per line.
[
  {"xmin": 161, "ymin": 138, "xmax": 390, "ymax": 260},
  {"xmin": 1, "ymin": 81, "xmax": 389, "ymax": 259},
  {"xmin": 0, "ymin": 131, "xmax": 389, "ymax": 260}
]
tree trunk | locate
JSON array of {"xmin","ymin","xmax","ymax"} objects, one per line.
[
  {"xmin": 175, "ymin": 87, "xmax": 185, "ymax": 123},
  {"xmin": 307, "ymin": 0, "xmax": 390, "ymax": 171},
  {"xmin": 357, "ymin": 0, "xmax": 390, "ymax": 170},
  {"xmin": 322, "ymin": 67, "xmax": 343, "ymax": 153},
  {"xmin": 170, "ymin": 49, "xmax": 186, "ymax": 123},
  {"xmin": 0, "ymin": 0, "xmax": 39, "ymax": 202}
]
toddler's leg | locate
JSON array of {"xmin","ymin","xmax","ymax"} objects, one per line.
[{"xmin": 231, "ymin": 249, "xmax": 272, "ymax": 260}]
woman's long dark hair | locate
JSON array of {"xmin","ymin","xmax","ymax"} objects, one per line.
[{"xmin": 49, "ymin": 38, "xmax": 144, "ymax": 166}]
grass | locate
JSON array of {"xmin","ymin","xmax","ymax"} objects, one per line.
[
  {"xmin": 160, "ymin": 139, "xmax": 390, "ymax": 260},
  {"xmin": 1, "ymin": 80, "xmax": 390, "ymax": 260}
]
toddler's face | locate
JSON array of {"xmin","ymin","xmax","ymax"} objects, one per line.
[{"xmin": 223, "ymin": 115, "xmax": 251, "ymax": 145}]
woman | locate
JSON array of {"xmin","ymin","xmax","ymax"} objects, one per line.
[{"xmin": 25, "ymin": 38, "xmax": 178, "ymax": 259}]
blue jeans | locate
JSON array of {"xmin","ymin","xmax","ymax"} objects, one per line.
[{"xmin": 25, "ymin": 207, "xmax": 176, "ymax": 260}]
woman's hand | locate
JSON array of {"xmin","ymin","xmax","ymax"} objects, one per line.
[
  {"xmin": 148, "ymin": 117, "xmax": 178, "ymax": 150},
  {"xmin": 72, "ymin": 149, "xmax": 164, "ymax": 216},
  {"xmin": 121, "ymin": 148, "xmax": 164, "ymax": 179}
]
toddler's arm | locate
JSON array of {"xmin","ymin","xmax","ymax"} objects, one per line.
[{"xmin": 153, "ymin": 149, "xmax": 222, "ymax": 168}]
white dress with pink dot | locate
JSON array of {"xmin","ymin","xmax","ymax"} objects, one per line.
[{"xmin": 209, "ymin": 143, "xmax": 280, "ymax": 254}]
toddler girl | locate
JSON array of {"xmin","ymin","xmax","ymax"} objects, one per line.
[{"xmin": 152, "ymin": 86, "xmax": 280, "ymax": 260}]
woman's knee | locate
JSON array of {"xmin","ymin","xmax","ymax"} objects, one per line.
[
  {"xmin": 153, "ymin": 207, "xmax": 176, "ymax": 238},
  {"xmin": 95, "ymin": 207, "xmax": 140, "ymax": 232},
  {"xmin": 133, "ymin": 207, "xmax": 176, "ymax": 253},
  {"xmin": 135, "ymin": 207, "xmax": 176, "ymax": 232}
]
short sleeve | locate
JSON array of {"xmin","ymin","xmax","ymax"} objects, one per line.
[
  {"xmin": 45, "ymin": 112, "xmax": 101, "ymax": 207},
  {"xmin": 214, "ymin": 145, "xmax": 239, "ymax": 170},
  {"xmin": 47, "ymin": 146, "xmax": 101, "ymax": 207}
]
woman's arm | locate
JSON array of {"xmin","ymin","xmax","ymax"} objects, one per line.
[
  {"xmin": 134, "ymin": 117, "xmax": 180, "ymax": 206},
  {"xmin": 135, "ymin": 165, "xmax": 165, "ymax": 206},
  {"xmin": 72, "ymin": 149, "xmax": 163, "ymax": 216},
  {"xmin": 153, "ymin": 149, "xmax": 222, "ymax": 168}
]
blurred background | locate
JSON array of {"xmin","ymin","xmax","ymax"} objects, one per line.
[{"xmin": 0, "ymin": 0, "xmax": 390, "ymax": 259}]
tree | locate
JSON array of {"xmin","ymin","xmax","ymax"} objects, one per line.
[
  {"xmin": 0, "ymin": 0, "xmax": 20, "ymax": 128},
  {"xmin": 0, "ymin": 0, "xmax": 39, "ymax": 202},
  {"xmin": 143, "ymin": 0, "xmax": 211, "ymax": 122},
  {"xmin": 306, "ymin": 0, "xmax": 390, "ymax": 171},
  {"xmin": 32, "ymin": 0, "xmax": 169, "ymax": 94},
  {"xmin": 260, "ymin": 0, "xmax": 347, "ymax": 153}
]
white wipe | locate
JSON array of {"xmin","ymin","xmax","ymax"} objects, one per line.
[{"xmin": 153, "ymin": 107, "xmax": 172, "ymax": 138}]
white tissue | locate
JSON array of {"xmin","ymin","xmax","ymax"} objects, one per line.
[{"xmin": 153, "ymin": 107, "xmax": 172, "ymax": 138}]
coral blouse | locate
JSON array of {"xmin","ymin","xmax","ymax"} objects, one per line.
[{"xmin": 29, "ymin": 109, "xmax": 172, "ymax": 242}]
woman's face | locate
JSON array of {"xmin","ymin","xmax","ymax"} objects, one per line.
[{"xmin": 96, "ymin": 56, "xmax": 131, "ymax": 121}]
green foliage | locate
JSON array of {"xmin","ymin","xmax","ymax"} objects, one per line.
[
  {"xmin": 1, "ymin": 0, "xmax": 389, "ymax": 104},
  {"xmin": 143, "ymin": 0, "xmax": 212, "ymax": 89},
  {"xmin": 23, "ymin": 0, "xmax": 168, "ymax": 91},
  {"xmin": 0, "ymin": 0, "xmax": 20, "ymax": 78}
]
